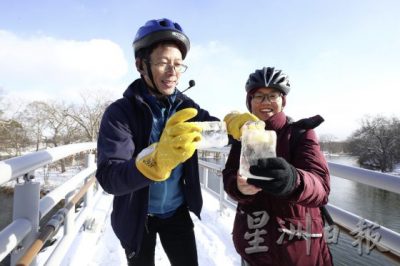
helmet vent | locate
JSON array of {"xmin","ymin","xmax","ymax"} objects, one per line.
[
  {"xmin": 245, "ymin": 67, "xmax": 291, "ymax": 95},
  {"xmin": 159, "ymin": 20, "xmax": 168, "ymax": 27},
  {"xmin": 133, "ymin": 18, "xmax": 190, "ymax": 59},
  {"xmin": 174, "ymin": 23, "xmax": 182, "ymax": 31}
]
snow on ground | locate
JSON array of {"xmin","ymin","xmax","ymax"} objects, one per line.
[{"xmin": 61, "ymin": 188, "xmax": 241, "ymax": 266}]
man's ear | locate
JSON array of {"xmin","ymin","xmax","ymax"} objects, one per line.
[{"xmin": 135, "ymin": 58, "xmax": 146, "ymax": 75}]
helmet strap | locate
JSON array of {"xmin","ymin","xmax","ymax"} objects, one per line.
[
  {"xmin": 282, "ymin": 95, "xmax": 287, "ymax": 108},
  {"xmin": 141, "ymin": 59, "xmax": 163, "ymax": 97}
]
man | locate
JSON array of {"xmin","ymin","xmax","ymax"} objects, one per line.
[{"xmin": 96, "ymin": 18, "xmax": 218, "ymax": 266}]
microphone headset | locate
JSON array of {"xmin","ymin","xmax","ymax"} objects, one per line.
[{"xmin": 181, "ymin": 80, "xmax": 196, "ymax": 93}]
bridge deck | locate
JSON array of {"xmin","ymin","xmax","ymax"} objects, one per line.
[{"xmin": 55, "ymin": 189, "xmax": 240, "ymax": 266}]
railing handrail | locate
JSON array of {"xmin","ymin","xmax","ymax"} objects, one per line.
[
  {"xmin": 0, "ymin": 142, "xmax": 96, "ymax": 186},
  {"xmin": 327, "ymin": 162, "xmax": 400, "ymax": 194},
  {"xmin": 0, "ymin": 143, "xmax": 97, "ymax": 265},
  {"xmin": 325, "ymin": 204, "xmax": 400, "ymax": 257},
  {"xmin": 16, "ymin": 176, "xmax": 97, "ymax": 266},
  {"xmin": 1, "ymin": 145, "xmax": 399, "ymax": 264},
  {"xmin": 199, "ymin": 147, "xmax": 400, "ymax": 193},
  {"xmin": 0, "ymin": 218, "xmax": 32, "ymax": 262},
  {"xmin": 39, "ymin": 165, "xmax": 97, "ymax": 219},
  {"xmin": 198, "ymin": 160, "xmax": 225, "ymax": 172}
]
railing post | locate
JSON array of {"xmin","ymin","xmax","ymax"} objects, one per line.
[
  {"xmin": 203, "ymin": 168, "xmax": 209, "ymax": 189},
  {"xmin": 219, "ymin": 172, "xmax": 224, "ymax": 214},
  {"xmin": 11, "ymin": 172, "xmax": 40, "ymax": 266},
  {"xmin": 85, "ymin": 153, "xmax": 95, "ymax": 168},
  {"xmin": 84, "ymin": 153, "xmax": 95, "ymax": 208},
  {"xmin": 64, "ymin": 191, "xmax": 75, "ymax": 236}
]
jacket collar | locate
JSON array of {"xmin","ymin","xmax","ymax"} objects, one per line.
[
  {"xmin": 265, "ymin": 111, "xmax": 288, "ymax": 132},
  {"xmin": 123, "ymin": 78, "xmax": 183, "ymax": 104},
  {"xmin": 123, "ymin": 78, "xmax": 145, "ymax": 99}
]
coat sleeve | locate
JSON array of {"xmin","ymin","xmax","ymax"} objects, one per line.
[
  {"xmin": 96, "ymin": 103, "xmax": 152, "ymax": 196},
  {"xmin": 195, "ymin": 104, "xmax": 220, "ymax": 122},
  {"xmin": 178, "ymin": 95, "xmax": 220, "ymax": 122},
  {"xmin": 288, "ymin": 129, "xmax": 330, "ymax": 207}
]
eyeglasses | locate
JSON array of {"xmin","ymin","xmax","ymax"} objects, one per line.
[
  {"xmin": 251, "ymin": 92, "xmax": 282, "ymax": 104},
  {"xmin": 150, "ymin": 61, "xmax": 188, "ymax": 73}
]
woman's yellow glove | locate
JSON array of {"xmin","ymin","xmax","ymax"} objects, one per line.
[
  {"xmin": 223, "ymin": 112, "xmax": 259, "ymax": 140},
  {"xmin": 136, "ymin": 108, "xmax": 202, "ymax": 181}
]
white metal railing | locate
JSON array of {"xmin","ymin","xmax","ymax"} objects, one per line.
[
  {"xmin": 197, "ymin": 147, "xmax": 400, "ymax": 260},
  {"xmin": 1, "ymin": 144, "xmax": 400, "ymax": 265},
  {"xmin": 0, "ymin": 142, "xmax": 98, "ymax": 265},
  {"xmin": 328, "ymin": 162, "xmax": 400, "ymax": 194},
  {"xmin": 0, "ymin": 142, "xmax": 96, "ymax": 186}
]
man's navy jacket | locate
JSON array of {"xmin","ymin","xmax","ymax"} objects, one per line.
[{"xmin": 96, "ymin": 78, "xmax": 218, "ymax": 256}]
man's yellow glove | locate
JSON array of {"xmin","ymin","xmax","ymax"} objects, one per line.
[
  {"xmin": 136, "ymin": 108, "xmax": 202, "ymax": 181},
  {"xmin": 224, "ymin": 112, "xmax": 259, "ymax": 140}
]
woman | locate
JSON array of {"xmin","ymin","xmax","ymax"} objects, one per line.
[{"xmin": 223, "ymin": 67, "xmax": 333, "ymax": 265}]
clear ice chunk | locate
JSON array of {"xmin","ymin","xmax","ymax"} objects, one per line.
[
  {"xmin": 193, "ymin": 121, "xmax": 229, "ymax": 149},
  {"xmin": 239, "ymin": 121, "xmax": 277, "ymax": 180}
]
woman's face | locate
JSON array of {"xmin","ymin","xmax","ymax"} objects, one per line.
[
  {"xmin": 143, "ymin": 43, "xmax": 184, "ymax": 95},
  {"xmin": 250, "ymin": 87, "xmax": 284, "ymax": 121}
]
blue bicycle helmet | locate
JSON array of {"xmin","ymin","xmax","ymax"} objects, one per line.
[{"xmin": 133, "ymin": 18, "xmax": 190, "ymax": 59}]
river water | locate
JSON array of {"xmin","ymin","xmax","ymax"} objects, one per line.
[
  {"xmin": 325, "ymin": 155, "xmax": 400, "ymax": 265},
  {"xmin": 327, "ymin": 154, "xmax": 400, "ymax": 232},
  {"xmin": 200, "ymin": 154, "xmax": 400, "ymax": 265}
]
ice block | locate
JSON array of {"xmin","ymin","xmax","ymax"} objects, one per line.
[
  {"xmin": 239, "ymin": 121, "xmax": 277, "ymax": 180},
  {"xmin": 193, "ymin": 121, "xmax": 229, "ymax": 149}
]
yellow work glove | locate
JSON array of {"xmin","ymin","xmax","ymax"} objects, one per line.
[
  {"xmin": 136, "ymin": 108, "xmax": 202, "ymax": 181},
  {"xmin": 223, "ymin": 112, "xmax": 259, "ymax": 140}
]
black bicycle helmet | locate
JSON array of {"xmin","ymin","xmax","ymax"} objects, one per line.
[
  {"xmin": 245, "ymin": 67, "xmax": 290, "ymax": 95},
  {"xmin": 133, "ymin": 18, "xmax": 190, "ymax": 59}
]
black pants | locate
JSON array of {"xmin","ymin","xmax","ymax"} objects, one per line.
[{"xmin": 126, "ymin": 206, "xmax": 198, "ymax": 266}]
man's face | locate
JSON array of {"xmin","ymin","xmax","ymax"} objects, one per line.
[{"xmin": 143, "ymin": 43, "xmax": 184, "ymax": 96}]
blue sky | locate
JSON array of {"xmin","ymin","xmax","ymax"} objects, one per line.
[{"xmin": 1, "ymin": 0, "xmax": 399, "ymax": 140}]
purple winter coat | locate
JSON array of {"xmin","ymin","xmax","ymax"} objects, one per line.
[{"xmin": 223, "ymin": 111, "xmax": 333, "ymax": 266}]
